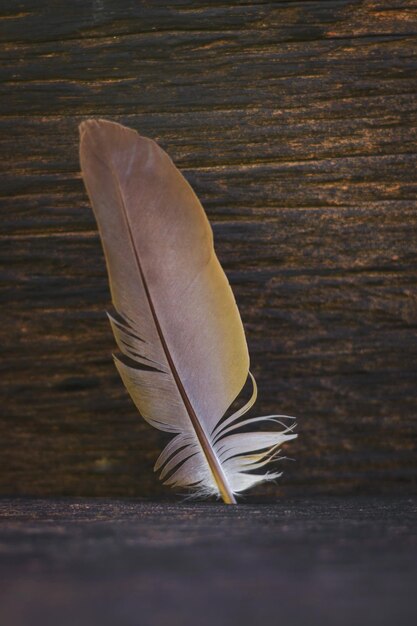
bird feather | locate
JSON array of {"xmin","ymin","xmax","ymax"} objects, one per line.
[{"xmin": 79, "ymin": 119, "xmax": 297, "ymax": 504}]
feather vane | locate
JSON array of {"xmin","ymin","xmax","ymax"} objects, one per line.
[{"xmin": 79, "ymin": 119, "xmax": 297, "ymax": 503}]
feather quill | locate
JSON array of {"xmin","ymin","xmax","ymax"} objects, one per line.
[{"xmin": 79, "ymin": 119, "xmax": 297, "ymax": 503}]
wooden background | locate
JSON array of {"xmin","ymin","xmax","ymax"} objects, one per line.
[{"xmin": 1, "ymin": 0, "xmax": 416, "ymax": 498}]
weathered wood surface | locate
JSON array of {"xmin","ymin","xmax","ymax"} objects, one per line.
[
  {"xmin": 1, "ymin": 497, "xmax": 416, "ymax": 626},
  {"xmin": 0, "ymin": 1, "xmax": 416, "ymax": 497}
]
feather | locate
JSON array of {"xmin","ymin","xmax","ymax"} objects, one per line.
[{"xmin": 79, "ymin": 119, "xmax": 297, "ymax": 504}]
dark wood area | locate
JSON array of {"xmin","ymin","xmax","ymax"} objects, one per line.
[
  {"xmin": 1, "ymin": 1, "xmax": 416, "ymax": 498},
  {"xmin": 1, "ymin": 497, "xmax": 416, "ymax": 626}
]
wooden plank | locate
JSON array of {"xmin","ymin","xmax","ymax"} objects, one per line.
[
  {"xmin": 0, "ymin": 497, "xmax": 416, "ymax": 626},
  {"xmin": 1, "ymin": 0, "xmax": 416, "ymax": 497}
]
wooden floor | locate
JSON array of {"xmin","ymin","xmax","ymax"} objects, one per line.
[{"xmin": 1, "ymin": 496, "xmax": 416, "ymax": 626}]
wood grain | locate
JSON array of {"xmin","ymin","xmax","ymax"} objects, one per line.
[
  {"xmin": 1, "ymin": 0, "xmax": 416, "ymax": 497},
  {"xmin": 1, "ymin": 497, "xmax": 416, "ymax": 626}
]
